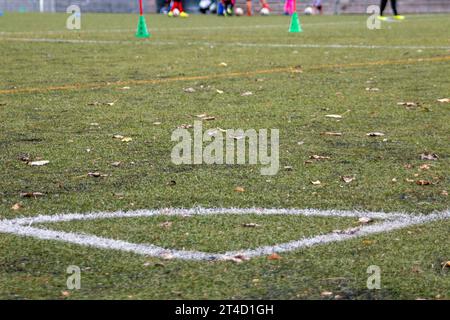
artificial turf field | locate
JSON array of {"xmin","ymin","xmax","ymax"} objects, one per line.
[{"xmin": 0, "ymin": 12, "xmax": 449, "ymax": 300}]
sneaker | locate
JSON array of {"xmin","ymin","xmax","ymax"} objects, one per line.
[
  {"xmin": 393, "ymin": 15, "xmax": 405, "ymax": 20},
  {"xmin": 180, "ymin": 11, "xmax": 189, "ymax": 17}
]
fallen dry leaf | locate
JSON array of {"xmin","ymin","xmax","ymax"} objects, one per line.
[
  {"xmin": 235, "ymin": 186, "xmax": 245, "ymax": 192},
  {"xmin": 311, "ymin": 180, "xmax": 321, "ymax": 185},
  {"xmin": 366, "ymin": 132, "xmax": 385, "ymax": 137},
  {"xmin": 321, "ymin": 132, "xmax": 342, "ymax": 136},
  {"xmin": 61, "ymin": 291, "xmax": 71, "ymax": 297},
  {"xmin": 113, "ymin": 134, "xmax": 124, "ymax": 140},
  {"xmin": 416, "ymin": 180, "xmax": 432, "ymax": 186},
  {"xmin": 196, "ymin": 114, "xmax": 215, "ymax": 121},
  {"xmin": 111, "ymin": 161, "xmax": 122, "ymax": 167},
  {"xmin": 11, "ymin": 203, "xmax": 22, "ymax": 211},
  {"xmin": 121, "ymin": 137, "xmax": 132, "ymax": 142},
  {"xmin": 420, "ymin": 153, "xmax": 438, "ymax": 161},
  {"xmin": 268, "ymin": 253, "xmax": 282, "ymax": 260},
  {"xmin": 219, "ymin": 62, "xmax": 228, "ymax": 67},
  {"xmin": 20, "ymin": 192, "xmax": 44, "ymax": 198},
  {"xmin": 397, "ymin": 102, "xmax": 418, "ymax": 108},
  {"xmin": 437, "ymin": 98, "xmax": 450, "ymax": 103},
  {"xmin": 442, "ymin": 190, "xmax": 448, "ymax": 196},
  {"xmin": 362, "ymin": 239, "xmax": 374, "ymax": 245},
  {"xmin": 159, "ymin": 221, "xmax": 173, "ymax": 229},
  {"xmin": 441, "ymin": 261, "xmax": 450, "ymax": 269},
  {"xmin": 216, "ymin": 89, "xmax": 224, "ymax": 94},
  {"xmin": 177, "ymin": 124, "xmax": 193, "ymax": 129},
  {"xmin": 419, "ymin": 164, "xmax": 431, "ymax": 170},
  {"xmin": 284, "ymin": 166, "xmax": 293, "ymax": 171},
  {"xmin": 325, "ymin": 114, "xmax": 342, "ymax": 119},
  {"xmin": 28, "ymin": 160, "xmax": 49, "ymax": 166},
  {"xmin": 183, "ymin": 87, "xmax": 196, "ymax": 93},
  {"xmin": 242, "ymin": 223, "xmax": 260, "ymax": 228},
  {"xmin": 321, "ymin": 291, "xmax": 333, "ymax": 297},
  {"xmin": 241, "ymin": 91, "xmax": 253, "ymax": 96},
  {"xmin": 365, "ymin": 87, "xmax": 380, "ymax": 92},
  {"xmin": 310, "ymin": 155, "xmax": 331, "ymax": 161},
  {"xmin": 87, "ymin": 172, "xmax": 108, "ymax": 178},
  {"xmin": 358, "ymin": 217, "xmax": 373, "ymax": 225},
  {"xmin": 222, "ymin": 254, "xmax": 249, "ymax": 263},
  {"xmin": 342, "ymin": 175, "xmax": 355, "ymax": 183}
]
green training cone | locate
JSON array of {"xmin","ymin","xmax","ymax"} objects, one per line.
[
  {"xmin": 136, "ymin": 15, "xmax": 150, "ymax": 38},
  {"xmin": 289, "ymin": 12, "xmax": 302, "ymax": 33}
]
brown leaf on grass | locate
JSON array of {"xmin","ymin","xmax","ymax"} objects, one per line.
[
  {"xmin": 216, "ymin": 89, "xmax": 224, "ymax": 94},
  {"xmin": 342, "ymin": 175, "xmax": 355, "ymax": 183},
  {"xmin": 121, "ymin": 137, "xmax": 133, "ymax": 142},
  {"xmin": 419, "ymin": 164, "xmax": 431, "ymax": 170},
  {"xmin": 311, "ymin": 180, "xmax": 321, "ymax": 185},
  {"xmin": 442, "ymin": 190, "xmax": 448, "ymax": 196},
  {"xmin": 20, "ymin": 192, "xmax": 44, "ymax": 198},
  {"xmin": 321, "ymin": 291, "xmax": 334, "ymax": 297},
  {"xmin": 404, "ymin": 164, "xmax": 413, "ymax": 169},
  {"xmin": 437, "ymin": 98, "xmax": 450, "ymax": 103},
  {"xmin": 196, "ymin": 114, "xmax": 216, "ymax": 121},
  {"xmin": 334, "ymin": 227, "xmax": 360, "ymax": 235},
  {"xmin": 406, "ymin": 178, "xmax": 415, "ymax": 183},
  {"xmin": 177, "ymin": 124, "xmax": 193, "ymax": 129},
  {"xmin": 358, "ymin": 217, "xmax": 373, "ymax": 225},
  {"xmin": 310, "ymin": 155, "xmax": 331, "ymax": 161},
  {"xmin": 87, "ymin": 172, "xmax": 108, "ymax": 178},
  {"xmin": 441, "ymin": 261, "xmax": 450, "ymax": 269},
  {"xmin": 284, "ymin": 166, "xmax": 293, "ymax": 171},
  {"xmin": 184, "ymin": 87, "xmax": 196, "ymax": 93},
  {"xmin": 113, "ymin": 134, "xmax": 124, "ymax": 139},
  {"xmin": 365, "ymin": 87, "xmax": 380, "ymax": 92},
  {"xmin": 420, "ymin": 153, "xmax": 438, "ymax": 161},
  {"xmin": 416, "ymin": 180, "xmax": 432, "ymax": 186},
  {"xmin": 29, "ymin": 160, "xmax": 49, "ymax": 166},
  {"xmin": 325, "ymin": 114, "xmax": 342, "ymax": 119},
  {"xmin": 241, "ymin": 91, "xmax": 253, "ymax": 96},
  {"xmin": 111, "ymin": 161, "xmax": 122, "ymax": 167},
  {"xmin": 219, "ymin": 62, "xmax": 228, "ymax": 67},
  {"xmin": 88, "ymin": 100, "xmax": 117, "ymax": 107},
  {"xmin": 242, "ymin": 223, "xmax": 260, "ymax": 228},
  {"xmin": 397, "ymin": 102, "xmax": 418, "ymax": 108},
  {"xmin": 321, "ymin": 132, "xmax": 342, "ymax": 136},
  {"xmin": 159, "ymin": 221, "xmax": 173, "ymax": 229},
  {"xmin": 11, "ymin": 203, "xmax": 22, "ymax": 211},
  {"xmin": 268, "ymin": 253, "xmax": 282, "ymax": 260},
  {"xmin": 234, "ymin": 186, "xmax": 245, "ymax": 192},
  {"xmin": 366, "ymin": 132, "xmax": 385, "ymax": 137},
  {"xmin": 18, "ymin": 154, "xmax": 31, "ymax": 162},
  {"xmin": 222, "ymin": 254, "xmax": 249, "ymax": 263}
]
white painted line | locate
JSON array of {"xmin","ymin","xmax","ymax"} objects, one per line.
[
  {"xmin": 1, "ymin": 36, "xmax": 449, "ymax": 50},
  {"xmin": 0, "ymin": 208, "xmax": 448, "ymax": 261},
  {"xmin": 0, "ymin": 21, "xmax": 360, "ymax": 36}
]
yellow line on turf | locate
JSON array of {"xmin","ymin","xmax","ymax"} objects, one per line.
[{"xmin": 0, "ymin": 55, "xmax": 449, "ymax": 95}]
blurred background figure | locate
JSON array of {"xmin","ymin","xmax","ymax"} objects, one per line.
[
  {"xmin": 246, "ymin": 0, "xmax": 270, "ymax": 16},
  {"xmin": 199, "ymin": 0, "xmax": 217, "ymax": 13},
  {"xmin": 284, "ymin": 0, "xmax": 295, "ymax": 15},
  {"xmin": 313, "ymin": 0, "xmax": 323, "ymax": 14},
  {"xmin": 378, "ymin": 0, "xmax": 405, "ymax": 20}
]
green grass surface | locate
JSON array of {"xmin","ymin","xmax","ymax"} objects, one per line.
[{"xmin": 0, "ymin": 12, "xmax": 449, "ymax": 300}]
